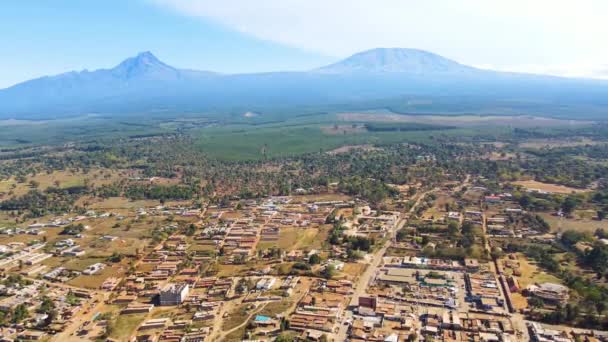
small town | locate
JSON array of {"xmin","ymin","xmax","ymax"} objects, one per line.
[
  {"xmin": 2, "ymin": 3, "xmax": 608, "ymax": 341},
  {"xmin": 0, "ymin": 170, "xmax": 607, "ymax": 342}
]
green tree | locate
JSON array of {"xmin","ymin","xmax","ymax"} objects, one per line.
[
  {"xmin": 308, "ymin": 253, "xmax": 321, "ymax": 265},
  {"xmin": 12, "ymin": 303, "xmax": 29, "ymax": 323},
  {"xmin": 321, "ymin": 264, "xmax": 336, "ymax": 279}
]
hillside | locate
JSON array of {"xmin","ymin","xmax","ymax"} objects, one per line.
[{"xmin": 1, "ymin": 49, "xmax": 608, "ymax": 119}]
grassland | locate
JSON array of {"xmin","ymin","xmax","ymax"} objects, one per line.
[
  {"xmin": 538, "ymin": 212, "xmax": 608, "ymax": 233},
  {"xmin": 0, "ymin": 169, "xmax": 123, "ymax": 198},
  {"xmin": 257, "ymin": 226, "xmax": 329, "ymax": 251},
  {"xmin": 109, "ymin": 313, "xmax": 147, "ymax": 340},
  {"xmin": 0, "ymin": 109, "xmax": 592, "ymax": 162},
  {"xmin": 193, "ymin": 120, "xmax": 511, "ymax": 161},
  {"xmin": 222, "ymin": 304, "xmax": 251, "ymax": 331},
  {"xmin": 340, "ymin": 262, "xmax": 367, "ymax": 280},
  {"xmin": 512, "ymin": 180, "xmax": 590, "ymax": 194},
  {"xmin": 258, "ymin": 299, "xmax": 294, "ymax": 317},
  {"xmin": 514, "ymin": 254, "xmax": 562, "ymax": 288},
  {"xmin": 336, "ymin": 113, "xmax": 593, "ymax": 128}
]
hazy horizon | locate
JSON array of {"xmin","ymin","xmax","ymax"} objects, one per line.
[{"xmin": 2, "ymin": 1, "xmax": 608, "ymax": 88}]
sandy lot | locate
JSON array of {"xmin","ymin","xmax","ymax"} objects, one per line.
[
  {"xmin": 337, "ymin": 113, "xmax": 592, "ymax": 128},
  {"xmin": 512, "ymin": 180, "xmax": 589, "ymax": 194},
  {"xmin": 326, "ymin": 144, "xmax": 380, "ymax": 155}
]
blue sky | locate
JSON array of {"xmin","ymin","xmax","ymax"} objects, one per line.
[
  {"xmin": 1, "ymin": 0, "xmax": 608, "ymax": 88},
  {"xmin": 0, "ymin": 0, "xmax": 333, "ymax": 87}
]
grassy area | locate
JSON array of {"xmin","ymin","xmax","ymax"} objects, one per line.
[
  {"xmin": 223, "ymin": 327, "xmax": 247, "ymax": 342},
  {"xmin": 515, "ymin": 254, "xmax": 562, "ymax": 288},
  {"xmin": 258, "ymin": 300, "xmax": 294, "ymax": 317},
  {"xmin": 109, "ymin": 313, "xmax": 147, "ymax": 340},
  {"xmin": 340, "ymin": 263, "xmax": 367, "ymax": 280},
  {"xmin": 194, "ymin": 121, "xmax": 500, "ymax": 161},
  {"xmin": 0, "ymin": 115, "xmax": 177, "ymax": 146},
  {"xmin": 258, "ymin": 226, "xmax": 329, "ymax": 252},
  {"xmin": 539, "ymin": 212, "xmax": 608, "ymax": 233},
  {"xmin": 0, "ymin": 169, "xmax": 123, "ymax": 200},
  {"xmin": 512, "ymin": 180, "xmax": 589, "ymax": 194},
  {"xmin": 222, "ymin": 304, "xmax": 250, "ymax": 331},
  {"xmin": 68, "ymin": 262, "xmax": 128, "ymax": 289},
  {"xmin": 216, "ymin": 264, "xmax": 248, "ymax": 277}
]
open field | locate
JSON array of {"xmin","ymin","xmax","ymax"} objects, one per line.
[
  {"xmin": 337, "ymin": 113, "xmax": 592, "ymax": 128},
  {"xmin": 538, "ymin": 212, "xmax": 608, "ymax": 233},
  {"xmin": 258, "ymin": 226, "xmax": 329, "ymax": 251},
  {"xmin": 519, "ymin": 138, "xmax": 604, "ymax": 149},
  {"xmin": 340, "ymin": 262, "xmax": 367, "ymax": 280},
  {"xmin": 512, "ymin": 180, "xmax": 590, "ymax": 194},
  {"xmin": 326, "ymin": 144, "xmax": 380, "ymax": 155},
  {"xmin": 0, "ymin": 169, "xmax": 123, "ymax": 198},
  {"xmin": 320, "ymin": 124, "xmax": 367, "ymax": 135},
  {"xmin": 109, "ymin": 313, "xmax": 147, "ymax": 340},
  {"xmin": 258, "ymin": 299, "xmax": 294, "ymax": 317},
  {"xmin": 222, "ymin": 304, "xmax": 251, "ymax": 331},
  {"xmin": 291, "ymin": 194, "xmax": 351, "ymax": 203},
  {"xmin": 193, "ymin": 119, "xmax": 513, "ymax": 160},
  {"xmin": 68, "ymin": 261, "xmax": 129, "ymax": 289},
  {"xmin": 514, "ymin": 254, "xmax": 562, "ymax": 289}
]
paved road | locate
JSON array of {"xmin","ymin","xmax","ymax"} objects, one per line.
[{"xmin": 334, "ymin": 187, "xmax": 438, "ymax": 341}]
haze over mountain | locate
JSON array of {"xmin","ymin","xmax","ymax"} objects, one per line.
[
  {"xmin": 1, "ymin": 48, "xmax": 608, "ymax": 120},
  {"xmin": 316, "ymin": 48, "xmax": 477, "ymax": 74}
]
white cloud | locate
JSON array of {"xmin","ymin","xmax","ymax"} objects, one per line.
[{"xmin": 151, "ymin": 0, "xmax": 608, "ymax": 79}]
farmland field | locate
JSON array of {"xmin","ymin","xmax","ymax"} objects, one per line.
[
  {"xmin": 512, "ymin": 180, "xmax": 590, "ymax": 194},
  {"xmin": 336, "ymin": 113, "xmax": 592, "ymax": 128}
]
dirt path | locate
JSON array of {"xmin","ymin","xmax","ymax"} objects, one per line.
[
  {"xmin": 215, "ymin": 302, "xmax": 269, "ymax": 341},
  {"xmin": 335, "ymin": 187, "xmax": 439, "ymax": 341}
]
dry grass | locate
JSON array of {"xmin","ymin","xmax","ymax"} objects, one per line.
[
  {"xmin": 320, "ymin": 124, "xmax": 367, "ymax": 135},
  {"xmin": 258, "ymin": 299, "xmax": 293, "ymax": 317},
  {"xmin": 258, "ymin": 226, "xmax": 329, "ymax": 252},
  {"xmin": 109, "ymin": 312, "xmax": 146, "ymax": 340},
  {"xmin": 216, "ymin": 264, "xmax": 248, "ymax": 278},
  {"xmin": 538, "ymin": 212, "xmax": 608, "ymax": 233},
  {"xmin": 281, "ymin": 227, "xmax": 329, "ymax": 251},
  {"xmin": 290, "ymin": 194, "xmax": 350, "ymax": 203},
  {"xmin": 512, "ymin": 180, "xmax": 589, "ymax": 194},
  {"xmin": 0, "ymin": 169, "xmax": 123, "ymax": 199},
  {"xmin": 510, "ymin": 293, "xmax": 528, "ymax": 310},
  {"xmin": 519, "ymin": 138, "xmax": 602, "ymax": 149},
  {"xmin": 337, "ymin": 113, "xmax": 592, "ymax": 128},
  {"xmin": 484, "ymin": 152, "xmax": 518, "ymax": 161},
  {"xmin": 222, "ymin": 304, "xmax": 251, "ymax": 331},
  {"xmin": 515, "ymin": 254, "xmax": 562, "ymax": 288},
  {"xmin": 340, "ymin": 263, "xmax": 367, "ymax": 280},
  {"xmin": 68, "ymin": 261, "xmax": 129, "ymax": 289},
  {"xmin": 326, "ymin": 144, "xmax": 379, "ymax": 154}
]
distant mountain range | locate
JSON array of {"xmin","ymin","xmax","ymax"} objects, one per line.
[
  {"xmin": 1, "ymin": 48, "xmax": 608, "ymax": 119},
  {"xmin": 317, "ymin": 48, "xmax": 476, "ymax": 74}
]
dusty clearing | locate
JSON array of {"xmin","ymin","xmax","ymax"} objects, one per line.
[
  {"xmin": 519, "ymin": 138, "xmax": 603, "ymax": 149},
  {"xmin": 539, "ymin": 212, "xmax": 608, "ymax": 233},
  {"xmin": 516, "ymin": 254, "xmax": 562, "ymax": 289},
  {"xmin": 291, "ymin": 194, "xmax": 350, "ymax": 203},
  {"xmin": 320, "ymin": 124, "xmax": 367, "ymax": 135},
  {"xmin": 512, "ymin": 180, "xmax": 589, "ymax": 194},
  {"xmin": 337, "ymin": 113, "xmax": 592, "ymax": 128},
  {"xmin": 0, "ymin": 169, "xmax": 122, "ymax": 198},
  {"xmin": 258, "ymin": 226, "xmax": 329, "ymax": 251},
  {"xmin": 326, "ymin": 144, "xmax": 380, "ymax": 155}
]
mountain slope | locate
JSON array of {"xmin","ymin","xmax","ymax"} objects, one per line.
[
  {"xmin": 1, "ymin": 49, "xmax": 608, "ymax": 119},
  {"xmin": 315, "ymin": 48, "xmax": 477, "ymax": 74}
]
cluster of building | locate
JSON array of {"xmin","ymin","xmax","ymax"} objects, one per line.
[{"xmin": 0, "ymin": 276, "xmax": 96, "ymax": 340}]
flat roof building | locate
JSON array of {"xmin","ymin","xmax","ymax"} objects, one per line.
[{"xmin": 159, "ymin": 283, "xmax": 189, "ymax": 306}]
